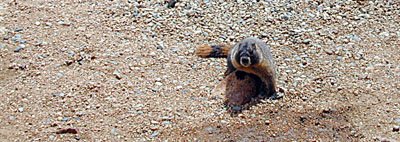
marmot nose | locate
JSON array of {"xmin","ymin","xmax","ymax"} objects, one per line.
[{"xmin": 240, "ymin": 57, "xmax": 251, "ymax": 67}]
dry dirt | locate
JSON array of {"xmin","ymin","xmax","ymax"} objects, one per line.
[{"xmin": 0, "ymin": 0, "xmax": 399, "ymax": 141}]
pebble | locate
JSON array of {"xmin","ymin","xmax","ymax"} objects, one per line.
[
  {"xmin": 155, "ymin": 82, "xmax": 162, "ymax": 86},
  {"xmin": 170, "ymin": 47, "xmax": 179, "ymax": 52},
  {"xmin": 395, "ymin": 118, "xmax": 400, "ymax": 123},
  {"xmin": 18, "ymin": 107, "xmax": 24, "ymax": 112},
  {"xmin": 113, "ymin": 70, "xmax": 122, "ymax": 80},
  {"xmin": 162, "ymin": 116, "xmax": 172, "ymax": 121},
  {"xmin": 393, "ymin": 125, "xmax": 399, "ymax": 132},
  {"xmin": 265, "ymin": 120, "xmax": 271, "ymax": 125},
  {"xmin": 75, "ymin": 136, "xmax": 81, "ymax": 140},
  {"xmin": 49, "ymin": 135, "xmax": 55, "ymax": 139},
  {"xmin": 62, "ymin": 117, "xmax": 69, "ymax": 122},
  {"xmin": 352, "ymin": 35, "xmax": 360, "ymax": 41},
  {"xmin": 151, "ymin": 132, "xmax": 158, "ymax": 137},
  {"xmin": 281, "ymin": 15, "xmax": 289, "ymax": 20},
  {"xmin": 34, "ymin": 41, "xmax": 45, "ymax": 46},
  {"xmin": 325, "ymin": 49, "xmax": 333, "ymax": 55},
  {"xmin": 45, "ymin": 22, "xmax": 53, "ymax": 26},
  {"xmin": 35, "ymin": 21, "xmax": 41, "ymax": 25},
  {"xmin": 0, "ymin": 43, "xmax": 6, "ymax": 48},
  {"xmin": 152, "ymin": 88, "xmax": 159, "ymax": 92},
  {"xmin": 157, "ymin": 45, "xmax": 163, "ymax": 50},
  {"xmin": 302, "ymin": 39, "xmax": 312, "ymax": 44},
  {"xmin": 322, "ymin": 108, "xmax": 331, "ymax": 113},
  {"xmin": 167, "ymin": 0, "xmax": 177, "ymax": 8},
  {"xmin": 14, "ymin": 44, "xmax": 25, "ymax": 52},
  {"xmin": 14, "ymin": 27, "xmax": 23, "ymax": 32},
  {"xmin": 358, "ymin": 14, "xmax": 370, "ymax": 19}
]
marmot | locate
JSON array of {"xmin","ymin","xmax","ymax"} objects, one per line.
[{"xmin": 197, "ymin": 37, "xmax": 278, "ymax": 98}]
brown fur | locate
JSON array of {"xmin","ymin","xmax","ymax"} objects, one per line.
[
  {"xmin": 196, "ymin": 45, "xmax": 231, "ymax": 58},
  {"xmin": 227, "ymin": 37, "xmax": 277, "ymax": 97},
  {"xmin": 197, "ymin": 37, "xmax": 278, "ymax": 98}
]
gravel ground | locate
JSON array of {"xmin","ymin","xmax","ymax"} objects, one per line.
[{"xmin": 0, "ymin": 0, "xmax": 399, "ymax": 141}]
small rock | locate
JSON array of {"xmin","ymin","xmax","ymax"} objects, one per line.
[
  {"xmin": 0, "ymin": 43, "xmax": 6, "ymax": 48},
  {"xmin": 55, "ymin": 128, "xmax": 78, "ymax": 134},
  {"xmin": 204, "ymin": 126, "xmax": 214, "ymax": 134},
  {"xmin": 261, "ymin": 33, "xmax": 268, "ymax": 38},
  {"xmin": 170, "ymin": 47, "xmax": 179, "ymax": 52},
  {"xmin": 359, "ymin": 14, "xmax": 370, "ymax": 19},
  {"xmin": 45, "ymin": 22, "xmax": 53, "ymax": 26},
  {"xmin": 49, "ymin": 135, "xmax": 55, "ymax": 139},
  {"xmin": 18, "ymin": 107, "xmax": 24, "ymax": 112},
  {"xmin": 14, "ymin": 27, "xmax": 23, "ymax": 32},
  {"xmin": 265, "ymin": 120, "xmax": 271, "ymax": 125},
  {"xmin": 393, "ymin": 125, "xmax": 399, "ymax": 132},
  {"xmin": 395, "ymin": 118, "xmax": 400, "ymax": 123},
  {"xmin": 157, "ymin": 45, "xmax": 163, "ymax": 50},
  {"xmin": 162, "ymin": 121, "xmax": 170, "ymax": 125},
  {"xmin": 302, "ymin": 39, "xmax": 312, "ymax": 44},
  {"xmin": 75, "ymin": 136, "xmax": 81, "ymax": 140},
  {"xmin": 281, "ymin": 15, "xmax": 289, "ymax": 20},
  {"xmin": 35, "ymin": 21, "xmax": 41, "ymax": 25},
  {"xmin": 162, "ymin": 116, "xmax": 172, "ymax": 121},
  {"xmin": 14, "ymin": 44, "xmax": 25, "ymax": 52},
  {"xmin": 167, "ymin": 0, "xmax": 177, "ymax": 8},
  {"xmin": 352, "ymin": 35, "xmax": 360, "ymax": 41},
  {"xmin": 322, "ymin": 108, "xmax": 331, "ymax": 113},
  {"xmin": 137, "ymin": 111, "xmax": 143, "ymax": 114},
  {"xmin": 302, "ymin": 96, "xmax": 308, "ymax": 101},
  {"xmin": 152, "ymin": 88, "xmax": 159, "ymax": 92},
  {"xmin": 34, "ymin": 41, "xmax": 45, "ymax": 46},
  {"xmin": 151, "ymin": 132, "xmax": 158, "ymax": 137},
  {"xmin": 113, "ymin": 70, "xmax": 122, "ymax": 80},
  {"xmin": 155, "ymin": 82, "xmax": 162, "ymax": 86},
  {"xmin": 62, "ymin": 117, "xmax": 68, "ymax": 122},
  {"xmin": 325, "ymin": 49, "xmax": 333, "ymax": 55}
]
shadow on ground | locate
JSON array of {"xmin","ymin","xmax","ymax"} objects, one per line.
[{"xmin": 188, "ymin": 104, "xmax": 356, "ymax": 141}]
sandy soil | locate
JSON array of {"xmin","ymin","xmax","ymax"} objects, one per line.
[{"xmin": 0, "ymin": 0, "xmax": 399, "ymax": 141}]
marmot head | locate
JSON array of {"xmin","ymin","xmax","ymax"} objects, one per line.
[{"xmin": 234, "ymin": 40, "xmax": 260, "ymax": 68}]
